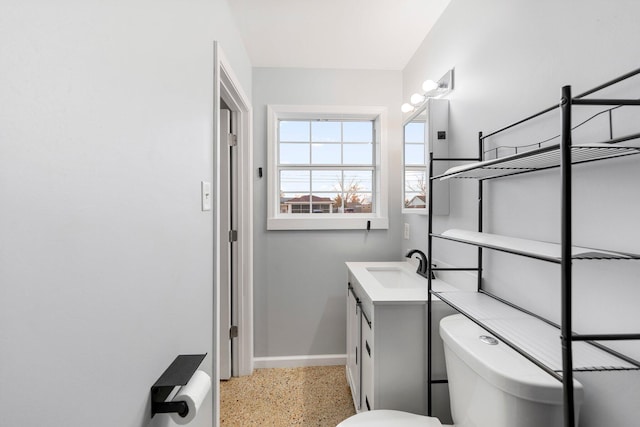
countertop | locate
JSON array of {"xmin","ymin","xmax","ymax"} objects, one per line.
[{"xmin": 346, "ymin": 261, "xmax": 461, "ymax": 304}]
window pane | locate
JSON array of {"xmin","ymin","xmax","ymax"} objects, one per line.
[
  {"xmin": 343, "ymin": 170, "xmax": 373, "ymax": 192},
  {"xmin": 404, "ymin": 122, "xmax": 425, "ymax": 143},
  {"xmin": 312, "ymin": 121, "xmax": 341, "ymax": 142},
  {"xmin": 343, "ymin": 121, "xmax": 373, "ymax": 142},
  {"xmin": 405, "ymin": 144, "xmax": 425, "ymax": 166},
  {"xmin": 343, "ymin": 143, "xmax": 373, "ymax": 165},
  {"xmin": 404, "ymin": 192, "xmax": 426, "ymax": 209},
  {"xmin": 281, "ymin": 192, "xmax": 310, "ymax": 214},
  {"xmin": 341, "ymin": 192, "xmax": 372, "ymax": 213},
  {"xmin": 405, "ymin": 170, "xmax": 426, "ymax": 191},
  {"xmin": 280, "ymin": 143, "xmax": 310, "ymax": 164},
  {"xmin": 280, "ymin": 170, "xmax": 310, "ymax": 193},
  {"xmin": 312, "ymin": 143, "xmax": 341, "ymax": 164},
  {"xmin": 312, "ymin": 170, "xmax": 341, "ymax": 192},
  {"xmin": 356, "ymin": 193, "xmax": 372, "ymax": 213},
  {"xmin": 280, "ymin": 121, "xmax": 309, "ymax": 142},
  {"xmin": 310, "ymin": 193, "xmax": 335, "ymax": 213},
  {"xmin": 404, "ymin": 170, "xmax": 426, "ymax": 209}
]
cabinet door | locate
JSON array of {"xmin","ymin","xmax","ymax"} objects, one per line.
[
  {"xmin": 346, "ymin": 285, "xmax": 361, "ymax": 409},
  {"xmin": 361, "ymin": 312, "xmax": 374, "ymax": 411}
]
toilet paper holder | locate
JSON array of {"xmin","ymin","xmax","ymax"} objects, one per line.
[{"xmin": 151, "ymin": 353, "xmax": 207, "ymax": 418}]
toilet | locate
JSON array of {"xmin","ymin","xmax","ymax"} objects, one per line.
[{"xmin": 338, "ymin": 314, "xmax": 583, "ymax": 427}]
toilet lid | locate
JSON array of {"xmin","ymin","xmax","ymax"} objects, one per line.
[{"xmin": 337, "ymin": 410, "xmax": 442, "ymax": 427}]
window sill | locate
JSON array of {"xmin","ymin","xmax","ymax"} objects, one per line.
[
  {"xmin": 402, "ymin": 208, "xmax": 428, "ymax": 216},
  {"xmin": 267, "ymin": 215, "xmax": 389, "ymax": 231}
]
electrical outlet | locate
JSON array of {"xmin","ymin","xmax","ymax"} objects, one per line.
[{"xmin": 403, "ymin": 223, "xmax": 410, "ymax": 240}]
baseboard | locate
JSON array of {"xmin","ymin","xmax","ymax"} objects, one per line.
[{"xmin": 253, "ymin": 354, "xmax": 346, "ymax": 369}]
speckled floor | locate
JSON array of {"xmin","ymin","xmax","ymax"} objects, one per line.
[{"xmin": 220, "ymin": 365, "xmax": 356, "ymax": 426}]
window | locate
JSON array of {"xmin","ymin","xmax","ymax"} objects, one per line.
[{"xmin": 267, "ymin": 105, "xmax": 388, "ymax": 230}]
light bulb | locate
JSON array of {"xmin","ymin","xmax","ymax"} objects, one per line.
[
  {"xmin": 401, "ymin": 103, "xmax": 414, "ymax": 113},
  {"xmin": 410, "ymin": 93, "xmax": 425, "ymax": 105},
  {"xmin": 422, "ymin": 79, "xmax": 438, "ymax": 92}
]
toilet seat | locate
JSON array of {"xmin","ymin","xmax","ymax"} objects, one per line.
[{"xmin": 337, "ymin": 410, "xmax": 443, "ymax": 427}]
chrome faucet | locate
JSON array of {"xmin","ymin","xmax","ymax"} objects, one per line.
[{"xmin": 405, "ymin": 249, "xmax": 435, "ymax": 280}]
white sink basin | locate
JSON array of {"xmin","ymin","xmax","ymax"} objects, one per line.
[
  {"xmin": 366, "ymin": 266, "xmax": 426, "ymax": 289},
  {"xmin": 347, "ymin": 261, "xmax": 462, "ymax": 303}
]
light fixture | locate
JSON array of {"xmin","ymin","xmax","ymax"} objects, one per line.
[
  {"xmin": 410, "ymin": 93, "xmax": 425, "ymax": 105},
  {"xmin": 401, "ymin": 69, "xmax": 455, "ymax": 113},
  {"xmin": 421, "ymin": 79, "xmax": 438, "ymax": 92},
  {"xmin": 401, "ymin": 103, "xmax": 415, "ymax": 113}
]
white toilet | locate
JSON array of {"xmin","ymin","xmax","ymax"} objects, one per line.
[{"xmin": 338, "ymin": 314, "xmax": 583, "ymax": 427}]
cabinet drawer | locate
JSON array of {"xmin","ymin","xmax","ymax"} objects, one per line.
[{"xmin": 361, "ymin": 312, "xmax": 374, "ymax": 411}]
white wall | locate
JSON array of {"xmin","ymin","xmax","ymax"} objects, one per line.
[
  {"xmin": 252, "ymin": 68, "xmax": 403, "ymax": 360},
  {"xmin": 0, "ymin": 1, "xmax": 251, "ymax": 426},
  {"xmin": 402, "ymin": 0, "xmax": 640, "ymax": 425}
]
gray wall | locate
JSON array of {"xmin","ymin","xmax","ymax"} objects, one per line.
[
  {"xmin": 252, "ymin": 68, "xmax": 403, "ymax": 358},
  {"xmin": 402, "ymin": 0, "xmax": 640, "ymax": 425},
  {"xmin": 0, "ymin": 1, "xmax": 251, "ymax": 426}
]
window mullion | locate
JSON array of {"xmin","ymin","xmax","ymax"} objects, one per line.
[
  {"xmin": 339, "ymin": 169, "xmax": 343, "ymax": 213},
  {"xmin": 340, "ymin": 122, "xmax": 344, "ymax": 165}
]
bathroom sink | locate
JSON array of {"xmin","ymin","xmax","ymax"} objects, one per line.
[{"xmin": 366, "ymin": 266, "xmax": 426, "ymax": 289}]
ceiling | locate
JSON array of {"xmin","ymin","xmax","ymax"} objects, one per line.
[{"xmin": 227, "ymin": 0, "xmax": 451, "ymax": 70}]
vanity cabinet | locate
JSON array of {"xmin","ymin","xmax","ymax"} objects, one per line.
[{"xmin": 345, "ymin": 266, "xmax": 456, "ymax": 418}]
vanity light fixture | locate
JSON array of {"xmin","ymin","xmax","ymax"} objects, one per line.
[
  {"xmin": 401, "ymin": 69, "xmax": 455, "ymax": 113},
  {"xmin": 401, "ymin": 103, "xmax": 415, "ymax": 113},
  {"xmin": 421, "ymin": 79, "xmax": 439, "ymax": 92},
  {"xmin": 410, "ymin": 93, "xmax": 426, "ymax": 105}
]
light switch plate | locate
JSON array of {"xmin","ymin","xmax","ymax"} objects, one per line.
[
  {"xmin": 201, "ymin": 181, "xmax": 212, "ymax": 211},
  {"xmin": 403, "ymin": 223, "xmax": 410, "ymax": 240}
]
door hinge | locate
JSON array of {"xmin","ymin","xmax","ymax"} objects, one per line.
[
  {"xmin": 229, "ymin": 230, "xmax": 238, "ymax": 242},
  {"xmin": 228, "ymin": 133, "xmax": 237, "ymax": 147},
  {"xmin": 229, "ymin": 325, "xmax": 238, "ymax": 339}
]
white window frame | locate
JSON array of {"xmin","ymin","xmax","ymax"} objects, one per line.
[{"xmin": 267, "ymin": 105, "xmax": 389, "ymax": 230}]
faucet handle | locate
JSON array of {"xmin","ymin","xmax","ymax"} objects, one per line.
[{"xmin": 429, "ymin": 263, "xmax": 437, "ymax": 280}]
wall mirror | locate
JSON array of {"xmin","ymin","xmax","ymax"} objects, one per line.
[
  {"xmin": 402, "ymin": 99, "xmax": 450, "ymax": 215},
  {"xmin": 403, "ymin": 107, "xmax": 428, "ymax": 213}
]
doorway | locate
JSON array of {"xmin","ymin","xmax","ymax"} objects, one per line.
[
  {"xmin": 213, "ymin": 42, "xmax": 254, "ymax": 426},
  {"xmin": 219, "ymin": 106, "xmax": 237, "ymax": 380}
]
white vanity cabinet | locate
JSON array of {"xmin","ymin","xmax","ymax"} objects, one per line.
[{"xmin": 345, "ymin": 264, "xmax": 456, "ymax": 418}]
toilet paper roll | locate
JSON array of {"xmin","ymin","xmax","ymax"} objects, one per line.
[{"xmin": 170, "ymin": 370, "xmax": 212, "ymax": 425}]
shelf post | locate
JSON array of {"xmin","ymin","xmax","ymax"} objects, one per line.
[
  {"xmin": 560, "ymin": 85, "xmax": 575, "ymax": 427},
  {"xmin": 427, "ymin": 151, "xmax": 434, "ymax": 416},
  {"xmin": 477, "ymin": 132, "xmax": 484, "ymax": 292}
]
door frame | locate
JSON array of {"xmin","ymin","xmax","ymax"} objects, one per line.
[
  {"xmin": 218, "ymin": 107, "xmax": 234, "ymax": 380},
  {"xmin": 213, "ymin": 41, "xmax": 254, "ymax": 423}
]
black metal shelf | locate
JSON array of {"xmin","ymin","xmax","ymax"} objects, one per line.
[
  {"xmin": 431, "ymin": 290, "xmax": 640, "ymax": 375},
  {"xmin": 432, "ymin": 229, "xmax": 640, "ymax": 262},
  {"xmin": 425, "ymin": 68, "xmax": 640, "ymax": 427},
  {"xmin": 434, "ymin": 143, "xmax": 640, "ymax": 181}
]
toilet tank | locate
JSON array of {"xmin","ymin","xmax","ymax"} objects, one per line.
[{"xmin": 439, "ymin": 315, "xmax": 583, "ymax": 427}]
